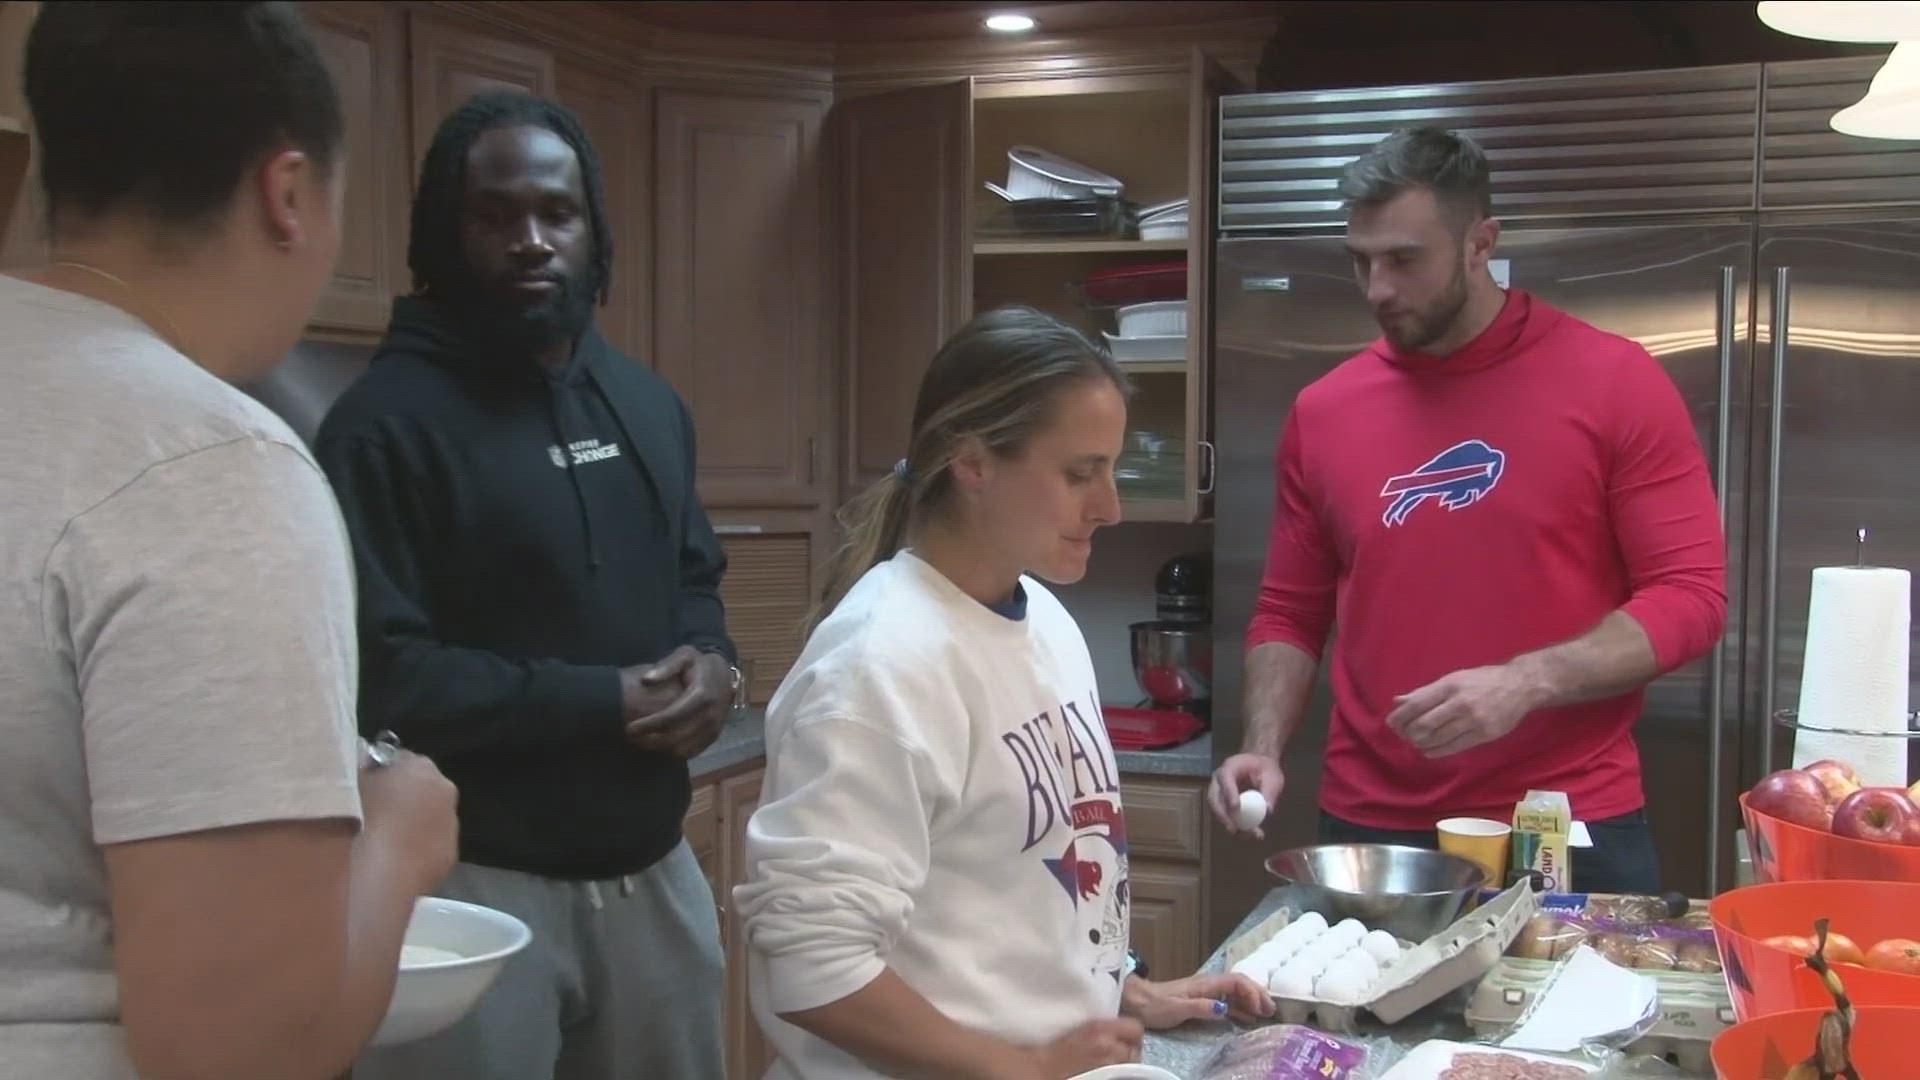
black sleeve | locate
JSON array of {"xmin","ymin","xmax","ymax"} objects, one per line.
[
  {"xmin": 315, "ymin": 432, "xmax": 626, "ymax": 756},
  {"xmin": 670, "ymin": 397, "xmax": 736, "ymax": 663}
]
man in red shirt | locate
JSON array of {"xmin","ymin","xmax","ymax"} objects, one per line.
[{"xmin": 1207, "ymin": 127, "xmax": 1726, "ymax": 894}]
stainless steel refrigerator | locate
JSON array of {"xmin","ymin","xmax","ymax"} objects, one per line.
[{"xmin": 1206, "ymin": 56, "xmax": 1920, "ymax": 935}]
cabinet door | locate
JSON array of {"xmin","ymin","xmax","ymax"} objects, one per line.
[
  {"xmin": 0, "ymin": 0, "xmax": 41, "ymax": 271},
  {"xmin": 719, "ymin": 767, "xmax": 775, "ymax": 1080},
  {"xmin": 654, "ymin": 88, "xmax": 827, "ymax": 509},
  {"xmin": 1178, "ymin": 50, "xmax": 1242, "ymax": 523},
  {"xmin": 684, "ymin": 781, "xmax": 723, "ymax": 910},
  {"xmin": 556, "ymin": 59, "xmax": 647, "ymax": 359},
  {"xmin": 831, "ymin": 81, "xmax": 972, "ymax": 500},
  {"xmin": 305, "ymin": 1, "xmax": 409, "ymax": 335},
  {"xmin": 1129, "ymin": 859, "xmax": 1203, "ymax": 983},
  {"xmin": 407, "ymin": 14, "xmax": 553, "ymax": 168}
]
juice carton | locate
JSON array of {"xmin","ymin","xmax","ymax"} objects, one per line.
[{"xmin": 1509, "ymin": 790, "xmax": 1572, "ymax": 894}]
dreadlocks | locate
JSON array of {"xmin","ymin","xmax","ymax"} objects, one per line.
[{"xmin": 408, "ymin": 91, "xmax": 612, "ymax": 305}]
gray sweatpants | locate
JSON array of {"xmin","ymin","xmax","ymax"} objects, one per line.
[{"xmin": 353, "ymin": 839, "xmax": 724, "ymax": 1080}]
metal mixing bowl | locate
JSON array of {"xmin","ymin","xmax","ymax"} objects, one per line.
[{"xmin": 1264, "ymin": 843, "xmax": 1489, "ymax": 942}]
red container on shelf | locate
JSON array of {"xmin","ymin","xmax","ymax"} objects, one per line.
[
  {"xmin": 1103, "ymin": 706, "xmax": 1205, "ymax": 751},
  {"xmin": 1741, "ymin": 793, "xmax": 1920, "ymax": 883},
  {"xmin": 1709, "ymin": 879, "xmax": 1920, "ymax": 1020},
  {"xmin": 1712, "ymin": 1005, "xmax": 1920, "ymax": 1078},
  {"xmin": 1081, "ymin": 260, "xmax": 1187, "ymax": 307}
]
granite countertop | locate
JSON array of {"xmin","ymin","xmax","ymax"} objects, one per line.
[
  {"xmin": 690, "ymin": 711, "xmax": 1213, "ymax": 781},
  {"xmin": 690, "ymin": 709, "xmax": 767, "ymax": 779}
]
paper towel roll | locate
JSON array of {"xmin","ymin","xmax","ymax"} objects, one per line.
[{"xmin": 1790, "ymin": 565, "xmax": 1912, "ymax": 787}]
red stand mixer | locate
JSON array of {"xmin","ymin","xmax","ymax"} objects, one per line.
[{"xmin": 1108, "ymin": 554, "xmax": 1212, "ymax": 750}]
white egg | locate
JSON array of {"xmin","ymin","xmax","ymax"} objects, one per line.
[
  {"xmin": 1362, "ymin": 929, "xmax": 1401, "ymax": 964},
  {"xmin": 1268, "ymin": 963, "xmax": 1315, "ymax": 999},
  {"xmin": 1234, "ymin": 789, "xmax": 1269, "ymax": 831},
  {"xmin": 1313, "ymin": 964, "xmax": 1369, "ymax": 1001},
  {"xmin": 1331, "ymin": 918, "xmax": 1368, "ymax": 946},
  {"xmin": 1291, "ymin": 912, "xmax": 1329, "ymax": 936},
  {"xmin": 1335, "ymin": 947, "xmax": 1380, "ymax": 982}
]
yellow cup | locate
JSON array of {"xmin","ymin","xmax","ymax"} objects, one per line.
[{"xmin": 1437, "ymin": 817, "xmax": 1512, "ymax": 888}]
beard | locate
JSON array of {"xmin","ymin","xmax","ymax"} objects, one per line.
[
  {"xmin": 442, "ymin": 263, "xmax": 600, "ymax": 360},
  {"xmin": 1377, "ymin": 261, "xmax": 1471, "ymax": 353}
]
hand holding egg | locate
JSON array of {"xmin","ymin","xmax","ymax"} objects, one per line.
[{"xmin": 1234, "ymin": 789, "xmax": 1268, "ymax": 832}]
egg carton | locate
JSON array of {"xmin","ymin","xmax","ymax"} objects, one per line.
[
  {"xmin": 1219, "ymin": 878, "xmax": 1542, "ymax": 1032},
  {"xmin": 1463, "ymin": 955, "xmax": 1733, "ymax": 1075}
]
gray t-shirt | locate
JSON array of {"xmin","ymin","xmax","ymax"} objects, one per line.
[{"xmin": 0, "ymin": 275, "xmax": 362, "ymax": 1074}]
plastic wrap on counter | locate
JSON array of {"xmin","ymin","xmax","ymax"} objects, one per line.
[
  {"xmin": 1505, "ymin": 894, "xmax": 1720, "ymax": 974},
  {"xmin": 1196, "ymin": 1024, "xmax": 1399, "ymax": 1080}
]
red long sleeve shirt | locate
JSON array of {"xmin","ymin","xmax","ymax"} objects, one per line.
[{"xmin": 1249, "ymin": 290, "xmax": 1727, "ymax": 830}]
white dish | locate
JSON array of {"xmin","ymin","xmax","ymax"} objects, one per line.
[
  {"xmin": 374, "ymin": 896, "xmax": 532, "ymax": 1047},
  {"xmin": 1116, "ymin": 300, "xmax": 1187, "ymax": 338},
  {"xmin": 1006, "ymin": 145, "xmax": 1124, "ymax": 200},
  {"xmin": 1068, "ymin": 1067, "xmax": 1180, "ymax": 1080},
  {"xmin": 1102, "ymin": 332, "xmax": 1186, "ymax": 364},
  {"xmin": 1138, "ymin": 219, "xmax": 1188, "ymax": 241}
]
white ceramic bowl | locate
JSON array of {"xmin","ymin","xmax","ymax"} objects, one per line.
[
  {"xmin": 371, "ymin": 896, "xmax": 533, "ymax": 1048},
  {"xmin": 1116, "ymin": 300, "xmax": 1188, "ymax": 338},
  {"xmin": 1070, "ymin": 1066, "xmax": 1181, "ymax": 1080}
]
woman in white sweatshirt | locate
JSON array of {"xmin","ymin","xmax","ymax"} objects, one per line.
[{"xmin": 735, "ymin": 307, "xmax": 1269, "ymax": 1080}]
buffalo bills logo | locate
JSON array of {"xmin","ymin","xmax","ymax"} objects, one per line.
[{"xmin": 1379, "ymin": 439, "xmax": 1506, "ymax": 527}]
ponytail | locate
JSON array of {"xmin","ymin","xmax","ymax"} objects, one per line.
[{"xmin": 812, "ymin": 464, "xmax": 917, "ymax": 629}]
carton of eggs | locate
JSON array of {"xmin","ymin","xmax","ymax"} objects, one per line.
[{"xmin": 1234, "ymin": 913, "xmax": 1407, "ymax": 1005}]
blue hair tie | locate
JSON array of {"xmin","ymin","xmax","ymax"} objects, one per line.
[{"xmin": 893, "ymin": 459, "xmax": 914, "ymax": 483}]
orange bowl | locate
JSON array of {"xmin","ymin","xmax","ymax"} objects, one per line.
[
  {"xmin": 1741, "ymin": 793, "xmax": 1920, "ymax": 883},
  {"xmin": 1710, "ymin": 880, "xmax": 1920, "ymax": 1020},
  {"xmin": 1712, "ymin": 1005, "xmax": 1920, "ymax": 1078}
]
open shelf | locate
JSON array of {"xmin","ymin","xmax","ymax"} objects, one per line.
[
  {"xmin": 973, "ymin": 238, "xmax": 1187, "ymax": 256},
  {"xmin": 1115, "ymin": 361, "xmax": 1187, "ymax": 375}
]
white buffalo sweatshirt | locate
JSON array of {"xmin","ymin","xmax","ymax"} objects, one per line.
[{"xmin": 734, "ymin": 550, "xmax": 1130, "ymax": 1080}]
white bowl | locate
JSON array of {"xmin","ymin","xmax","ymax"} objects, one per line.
[
  {"xmin": 1006, "ymin": 145, "xmax": 1124, "ymax": 200},
  {"xmin": 1102, "ymin": 331, "xmax": 1187, "ymax": 364},
  {"xmin": 371, "ymin": 896, "xmax": 533, "ymax": 1047},
  {"xmin": 1070, "ymin": 1067, "xmax": 1181, "ymax": 1080},
  {"xmin": 1116, "ymin": 300, "xmax": 1187, "ymax": 338}
]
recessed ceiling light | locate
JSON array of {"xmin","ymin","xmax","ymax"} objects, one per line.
[{"xmin": 984, "ymin": 13, "xmax": 1037, "ymax": 33}]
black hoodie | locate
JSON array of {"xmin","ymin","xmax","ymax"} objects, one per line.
[{"xmin": 315, "ymin": 295, "xmax": 734, "ymax": 879}]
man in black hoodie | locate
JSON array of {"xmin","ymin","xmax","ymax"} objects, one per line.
[{"xmin": 317, "ymin": 92, "xmax": 734, "ymax": 1079}]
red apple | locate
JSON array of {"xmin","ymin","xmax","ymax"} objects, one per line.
[
  {"xmin": 1805, "ymin": 759, "xmax": 1862, "ymax": 806},
  {"xmin": 1832, "ymin": 787, "xmax": 1920, "ymax": 845},
  {"xmin": 1749, "ymin": 769, "xmax": 1836, "ymax": 831}
]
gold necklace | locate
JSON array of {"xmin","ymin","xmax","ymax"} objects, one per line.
[{"xmin": 48, "ymin": 259, "xmax": 189, "ymax": 354}]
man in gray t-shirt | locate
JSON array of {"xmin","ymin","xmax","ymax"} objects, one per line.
[{"xmin": 1, "ymin": 5, "xmax": 456, "ymax": 1077}]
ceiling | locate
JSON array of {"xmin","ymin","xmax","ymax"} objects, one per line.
[{"xmin": 603, "ymin": 1, "xmax": 1283, "ymax": 44}]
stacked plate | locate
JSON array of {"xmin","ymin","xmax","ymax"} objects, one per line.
[
  {"xmin": 1113, "ymin": 428, "xmax": 1184, "ymax": 500},
  {"xmin": 1137, "ymin": 198, "xmax": 1189, "ymax": 240}
]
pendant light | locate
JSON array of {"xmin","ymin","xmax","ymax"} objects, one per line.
[
  {"xmin": 1756, "ymin": 1, "xmax": 1920, "ymax": 42},
  {"xmin": 1830, "ymin": 42, "xmax": 1920, "ymax": 138}
]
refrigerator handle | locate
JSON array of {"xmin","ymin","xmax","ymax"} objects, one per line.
[
  {"xmin": 1761, "ymin": 266, "xmax": 1791, "ymax": 778},
  {"xmin": 1706, "ymin": 265, "xmax": 1735, "ymax": 893},
  {"xmin": 1198, "ymin": 439, "xmax": 1217, "ymax": 496}
]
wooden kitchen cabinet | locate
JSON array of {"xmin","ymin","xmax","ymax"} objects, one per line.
[
  {"xmin": 653, "ymin": 86, "xmax": 829, "ymax": 510},
  {"xmin": 1121, "ymin": 774, "xmax": 1209, "ymax": 979},
  {"xmin": 837, "ymin": 53, "xmax": 1238, "ymax": 522},
  {"xmin": 719, "ymin": 767, "xmax": 776, "ymax": 1080},
  {"xmin": 684, "ymin": 760, "xmax": 775, "ymax": 1080},
  {"xmin": 830, "ymin": 80, "xmax": 972, "ymax": 498},
  {"xmin": 305, "ymin": 1, "xmax": 411, "ymax": 337},
  {"xmin": 555, "ymin": 58, "xmax": 648, "ymax": 360},
  {"xmin": 407, "ymin": 12, "xmax": 553, "ymax": 173},
  {"xmin": 711, "ymin": 509, "xmax": 820, "ymax": 705}
]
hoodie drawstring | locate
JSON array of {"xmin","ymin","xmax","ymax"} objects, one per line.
[{"xmin": 545, "ymin": 380, "xmax": 604, "ymax": 576}]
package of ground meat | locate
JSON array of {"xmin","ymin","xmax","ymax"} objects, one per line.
[
  {"xmin": 1196, "ymin": 1024, "xmax": 1375, "ymax": 1080},
  {"xmin": 1377, "ymin": 1040, "xmax": 1597, "ymax": 1080}
]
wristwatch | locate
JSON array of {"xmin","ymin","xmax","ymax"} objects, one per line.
[{"xmin": 1125, "ymin": 948, "xmax": 1148, "ymax": 980}]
